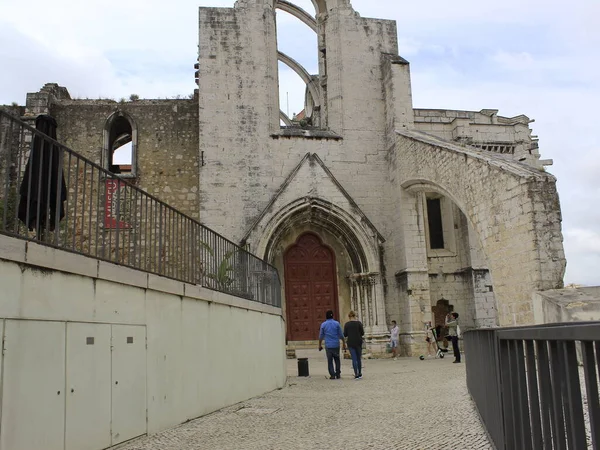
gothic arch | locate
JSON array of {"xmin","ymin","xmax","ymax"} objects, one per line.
[
  {"xmin": 402, "ymin": 178, "xmax": 492, "ymax": 270},
  {"xmin": 258, "ymin": 197, "xmax": 378, "ymax": 274},
  {"xmin": 280, "ymin": 111, "xmax": 293, "ymax": 126},
  {"xmin": 278, "ymin": 51, "xmax": 320, "ymax": 111},
  {"xmin": 276, "ymin": 0, "xmax": 317, "ymax": 30},
  {"xmin": 395, "ymin": 130, "xmax": 565, "ymax": 325},
  {"xmin": 103, "ymin": 110, "xmax": 137, "ymax": 178},
  {"xmin": 251, "ymin": 196, "xmax": 388, "ymax": 335}
]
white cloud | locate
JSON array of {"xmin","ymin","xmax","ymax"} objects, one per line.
[{"xmin": 490, "ymin": 51, "xmax": 535, "ymax": 71}]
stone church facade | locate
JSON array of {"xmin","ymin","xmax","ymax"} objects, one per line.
[{"xmin": 5, "ymin": 0, "xmax": 566, "ymax": 355}]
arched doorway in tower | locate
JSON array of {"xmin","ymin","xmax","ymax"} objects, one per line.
[{"xmin": 284, "ymin": 232, "xmax": 338, "ymax": 341}]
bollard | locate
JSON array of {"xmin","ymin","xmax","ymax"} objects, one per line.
[{"xmin": 297, "ymin": 357, "xmax": 309, "ymax": 377}]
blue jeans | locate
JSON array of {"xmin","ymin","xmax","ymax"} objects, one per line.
[
  {"xmin": 349, "ymin": 346, "xmax": 362, "ymax": 377},
  {"xmin": 325, "ymin": 347, "xmax": 341, "ymax": 378}
]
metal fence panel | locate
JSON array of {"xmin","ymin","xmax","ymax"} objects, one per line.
[
  {"xmin": 465, "ymin": 322, "xmax": 600, "ymax": 450},
  {"xmin": 0, "ymin": 110, "xmax": 281, "ymax": 307}
]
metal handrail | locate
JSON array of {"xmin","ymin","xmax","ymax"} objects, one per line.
[
  {"xmin": 0, "ymin": 109, "xmax": 281, "ymax": 307},
  {"xmin": 464, "ymin": 323, "xmax": 600, "ymax": 450}
]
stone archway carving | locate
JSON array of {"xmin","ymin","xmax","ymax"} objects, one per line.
[
  {"xmin": 247, "ymin": 197, "xmax": 388, "ymax": 336},
  {"xmin": 260, "ymin": 197, "xmax": 376, "ymax": 272}
]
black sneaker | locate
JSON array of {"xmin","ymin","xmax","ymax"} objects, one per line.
[
  {"xmin": 329, "ymin": 376, "xmax": 337, "ymax": 379},
  {"xmin": 336, "ymin": 375, "xmax": 341, "ymax": 379}
]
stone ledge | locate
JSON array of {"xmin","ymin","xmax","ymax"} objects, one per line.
[
  {"xmin": 26, "ymin": 241, "xmax": 98, "ymax": 278},
  {"xmin": 212, "ymin": 290, "xmax": 253, "ymax": 311},
  {"xmin": 184, "ymin": 283, "xmax": 215, "ymax": 302},
  {"xmin": 271, "ymin": 128, "xmax": 343, "ymax": 140},
  {"xmin": 0, "ymin": 233, "xmax": 26, "ymax": 263},
  {"xmin": 97, "ymin": 260, "xmax": 148, "ymax": 289},
  {"xmin": 185, "ymin": 283, "xmax": 282, "ymax": 316},
  {"xmin": 148, "ymin": 274, "xmax": 185, "ymax": 297},
  {"xmin": 0, "ymin": 234, "xmax": 282, "ymax": 317}
]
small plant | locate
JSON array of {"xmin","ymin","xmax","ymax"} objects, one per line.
[
  {"xmin": 206, "ymin": 249, "xmax": 236, "ymax": 290},
  {"xmin": 11, "ymin": 102, "xmax": 18, "ymax": 107},
  {"xmin": 129, "ymin": 94, "xmax": 140, "ymax": 101},
  {"xmin": 0, "ymin": 185, "xmax": 19, "ymax": 231}
]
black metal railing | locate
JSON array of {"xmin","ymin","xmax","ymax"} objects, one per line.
[
  {"xmin": 464, "ymin": 322, "xmax": 600, "ymax": 450},
  {"xmin": 0, "ymin": 110, "xmax": 281, "ymax": 307}
]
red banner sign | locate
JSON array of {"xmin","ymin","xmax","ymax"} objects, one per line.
[{"xmin": 104, "ymin": 179, "xmax": 131, "ymax": 229}]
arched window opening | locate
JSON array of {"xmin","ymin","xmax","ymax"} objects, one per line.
[
  {"xmin": 104, "ymin": 113, "xmax": 137, "ymax": 178},
  {"xmin": 423, "ymin": 194, "xmax": 456, "ymax": 254},
  {"xmin": 288, "ymin": 0, "xmax": 316, "ymax": 15},
  {"xmin": 278, "ymin": 61, "xmax": 314, "ymax": 126},
  {"xmin": 275, "ymin": 5, "xmax": 320, "ymax": 128},
  {"xmin": 427, "ymin": 197, "xmax": 444, "ymax": 249}
]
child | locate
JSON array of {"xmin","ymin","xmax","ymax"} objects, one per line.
[
  {"xmin": 425, "ymin": 321, "xmax": 436, "ymax": 357},
  {"xmin": 390, "ymin": 320, "xmax": 399, "ymax": 360}
]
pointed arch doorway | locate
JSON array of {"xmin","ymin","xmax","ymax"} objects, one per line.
[{"xmin": 284, "ymin": 233, "xmax": 338, "ymax": 341}]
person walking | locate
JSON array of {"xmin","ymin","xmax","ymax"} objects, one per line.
[
  {"xmin": 343, "ymin": 311, "xmax": 364, "ymax": 379},
  {"xmin": 390, "ymin": 320, "xmax": 399, "ymax": 360},
  {"xmin": 318, "ymin": 310, "xmax": 346, "ymax": 379},
  {"xmin": 445, "ymin": 312, "xmax": 461, "ymax": 363}
]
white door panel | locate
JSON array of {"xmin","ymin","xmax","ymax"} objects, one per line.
[
  {"xmin": 1, "ymin": 320, "xmax": 65, "ymax": 450},
  {"xmin": 111, "ymin": 325, "xmax": 147, "ymax": 445},
  {"xmin": 65, "ymin": 322, "xmax": 112, "ymax": 450}
]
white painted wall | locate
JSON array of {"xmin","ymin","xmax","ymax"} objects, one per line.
[{"xmin": 0, "ymin": 234, "xmax": 286, "ymax": 450}]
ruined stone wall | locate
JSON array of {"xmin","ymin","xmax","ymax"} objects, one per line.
[
  {"xmin": 198, "ymin": 4, "xmax": 279, "ymax": 237},
  {"xmin": 428, "ymin": 272, "xmax": 474, "ymax": 327},
  {"xmin": 391, "ymin": 130, "xmax": 565, "ymax": 326},
  {"xmin": 198, "ymin": 4, "xmax": 400, "ymax": 246},
  {"xmin": 413, "ymin": 109, "xmax": 541, "ymax": 167},
  {"xmin": 51, "ymin": 99, "xmax": 200, "ymax": 219}
]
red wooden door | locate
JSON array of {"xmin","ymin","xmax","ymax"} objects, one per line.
[{"xmin": 284, "ymin": 233, "xmax": 337, "ymax": 341}]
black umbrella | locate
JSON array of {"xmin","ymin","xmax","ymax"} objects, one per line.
[{"xmin": 18, "ymin": 114, "xmax": 67, "ymax": 238}]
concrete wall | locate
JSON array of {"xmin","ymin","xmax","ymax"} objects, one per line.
[
  {"xmin": 533, "ymin": 287, "xmax": 600, "ymax": 323},
  {"xmin": 0, "ymin": 234, "xmax": 285, "ymax": 450}
]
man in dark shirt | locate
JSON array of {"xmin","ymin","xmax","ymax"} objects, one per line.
[{"xmin": 343, "ymin": 311, "xmax": 365, "ymax": 379}]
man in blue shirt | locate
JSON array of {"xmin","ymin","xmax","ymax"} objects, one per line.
[{"xmin": 318, "ymin": 310, "xmax": 346, "ymax": 379}]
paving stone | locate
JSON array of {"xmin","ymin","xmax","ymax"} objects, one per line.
[{"xmin": 119, "ymin": 350, "xmax": 492, "ymax": 450}]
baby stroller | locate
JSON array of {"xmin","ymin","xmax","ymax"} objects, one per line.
[{"xmin": 431, "ymin": 328, "xmax": 449, "ymax": 359}]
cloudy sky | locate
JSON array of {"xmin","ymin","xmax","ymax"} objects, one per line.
[{"xmin": 1, "ymin": 0, "xmax": 598, "ymax": 285}]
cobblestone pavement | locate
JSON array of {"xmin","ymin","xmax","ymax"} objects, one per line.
[{"xmin": 119, "ymin": 350, "xmax": 492, "ymax": 450}]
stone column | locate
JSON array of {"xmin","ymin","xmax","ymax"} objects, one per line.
[
  {"xmin": 349, "ymin": 273, "xmax": 389, "ymax": 352},
  {"xmin": 395, "ymin": 189, "xmax": 432, "ymax": 356}
]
